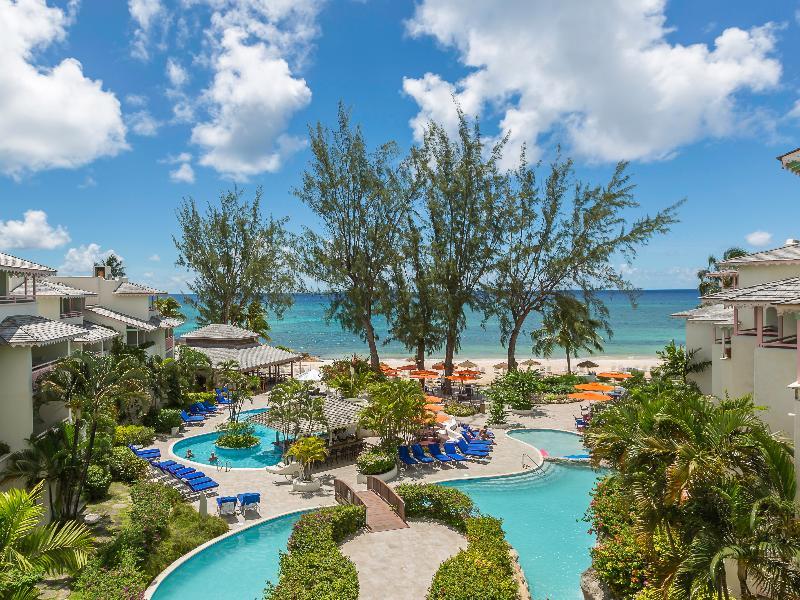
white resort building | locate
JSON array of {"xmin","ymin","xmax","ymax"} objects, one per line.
[
  {"xmin": 673, "ymin": 241, "xmax": 800, "ymax": 487},
  {"xmin": 0, "ymin": 255, "xmax": 182, "ymax": 456}
]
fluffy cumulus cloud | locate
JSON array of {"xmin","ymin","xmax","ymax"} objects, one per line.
[
  {"xmin": 166, "ymin": 57, "xmax": 188, "ymax": 87},
  {"xmin": 404, "ymin": 0, "xmax": 782, "ymax": 163},
  {"xmin": 170, "ymin": 161, "xmax": 195, "ymax": 183},
  {"xmin": 745, "ymin": 230, "xmax": 773, "ymax": 247},
  {"xmin": 59, "ymin": 243, "xmax": 119, "ymax": 275},
  {"xmin": 128, "ymin": 110, "xmax": 160, "ymax": 136},
  {"xmin": 0, "ymin": 210, "xmax": 70, "ymax": 249},
  {"xmin": 129, "ymin": 0, "xmax": 165, "ymax": 60},
  {"xmin": 188, "ymin": 0, "xmax": 319, "ymax": 179},
  {"xmin": 0, "ymin": 0, "xmax": 127, "ymax": 178}
]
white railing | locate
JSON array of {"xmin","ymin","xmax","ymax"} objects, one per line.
[
  {"xmin": 0, "ymin": 295, "xmax": 35, "ymax": 304},
  {"xmin": 31, "ymin": 359, "xmax": 62, "ymax": 385}
]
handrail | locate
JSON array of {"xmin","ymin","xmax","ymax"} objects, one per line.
[
  {"xmin": 367, "ymin": 476, "xmax": 406, "ymax": 522},
  {"xmin": 0, "ymin": 295, "xmax": 35, "ymax": 304},
  {"xmin": 334, "ymin": 478, "xmax": 365, "ymax": 508},
  {"xmin": 522, "ymin": 452, "xmax": 544, "ymax": 471}
]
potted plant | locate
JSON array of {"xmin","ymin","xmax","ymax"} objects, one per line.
[
  {"xmin": 287, "ymin": 436, "xmax": 328, "ymax": 492},
  {"xmin": 355, "ymin": 447, "xmax": 397, "ymax": 484}
]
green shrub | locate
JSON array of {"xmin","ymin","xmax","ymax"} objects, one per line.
[
  {"xmin": 152, "ymin": 408, "xmax": 183, "ymax": 433},
  {"xmin": 443, "ymin": 402, "xmax": 476, "ymax": 417},
  {"xmin": 119, "ymin": 482, "xmax": 181, "ymax": 557},
  {"xmin": 73, "ymin": 549, "xmax": 147, "ymax": 600},
  {"xmin": 109, "ymin": 446, "xmax": 149, "ymax": 483},
  {"xmin": 0, "ymin": 566, "xmax": 44, "ymax": 599},
  {"xmin": 215, "ymin": 421, "xmax": 259, "ymax": 449},
  {"xmin": 84, "ymin": 465, "xmax": 112, "ymax": 501},
  {"xmin": 0, "ymin": 441, "xmax": 9, "ymax": 455},
  {"xmin": 428, "ymin": 516, "xmax": 518, "ymax": 600},
  {"xmin": 395, "ymin": 484, "xmax": 474, "ymax": 531},
  {"xmin": 264, "ymin": 505, "xmax": 365, "ymax": 600},
  {"xmin": 114, "ymin": 425, "xmax": 155, "ymax": 447},
  {"xmin": 355, "ymin": 448, "xmax": 396, "ymax": 475},
  {"xmin": 186, "ymin": 391, "xmax": 216, "ymax": 406},
  {"xmin": 141, "ymin": 503, "xmax": 228, "ymax": 579}
]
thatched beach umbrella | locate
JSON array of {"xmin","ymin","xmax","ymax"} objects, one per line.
[
  {"xmin": 431, "ymin": 361, "xmax": 446, "ymax": 370},
  {"xmin": 577, "ymin": 360, "xmax": 599, "ymax": 369},
  {"xmin": 458, "ymin": 360, "xmax": 478, "ymax": 369},
  {"xmin": 493, "ymin": 362, "xmax": 508, "ymax": 370},
  {"xmin": 520, "ymin": 359, "xmax": 541, "ymax": 367}
]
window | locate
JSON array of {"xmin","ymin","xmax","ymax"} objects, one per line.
[
  {"xmin": 126, "ymin": 328, "xmax": 139, "ymax": 346},
  {"xmin": 60, "ymin": 297, "xmax": 84, "ymax": 318}
]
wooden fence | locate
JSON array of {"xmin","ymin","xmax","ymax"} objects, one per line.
[{"xmin": 367, "ymin": 476, "xmax": 406, "ymax": 522}]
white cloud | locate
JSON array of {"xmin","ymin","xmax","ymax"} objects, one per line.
[
  {"xmin": 166, "ymin": 57, "xmax": 188, "ymax": 87},
  {"xmin": 125, "ymin": 93, "xmax": 148, "ymax": 107},
  {"xmin": 160, "ymin": 152, "xmax": 192, "ymax": 164},
  {"xmin": 78, "ymin": 175, "xmax": 96, "ymax": 189},
  {"xmin": 0, "ymin": 210, "xmax": 70, "ymax": 249},
  {"xmin": 188, "ymin": 1, "xmax": 319, "ymax": 178},
  {"xmin": 143, "ymin": 271, "xmax": 154, "ymax": 278},
  {"xmin": 404, "ymin": 0, "xmax": 782, "ymax": 164},
  {"xmin": 129, "ymin": 0, "xmax": 165, "ymax": 60},
  {"xmin": 128, "ymin": 110, "xmax": 160, "ymax": 136},
  {"xmin": 170, "ymin": 161, "xmax": 195, "ymax": 183},
  {"xmin": 59, "ymin": 243, "xmax": 120, "ymax": 275},
  {"xmin": 745, "ymin": 230, "xmax": 772, "ymax": 247},
  {"xmin": 148, "ymin": 254, "xmax": 160, "ymax": 262},
  {"xmin": 0, "ymin": 0, "xmax": 127, "ymax": 178}
]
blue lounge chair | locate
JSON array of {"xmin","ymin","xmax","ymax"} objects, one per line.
[
  {"xmin": 202, "ymin": 401, "xmax": 220, "ymax": 413},
  {"xmin": 442, "ymin": 442, "xmax": 469, "ymax": 461},
  {"xmin": 128, "ymin": 445, "xmax": 160, "ymax": 457},
  {"xmin": 397, "ymin": 446, "xmax": 419, "ymax": 467},
  {"xmin": 460, "ymin": 434, "xmax": 492, "ymax": 449},
  {"xmin": 189, "ymin": 478, "xmax": 219, "ymax": 492},
  {"xmin": 188, "ymin": 404, "xmax": 209, "ymax": 417},
  {"xmin": 173, "ymin": 467, "xmax": 197, "ymax": 478},
  {"xmin": 182, "ymin": 471, "xmax": 206, "ymax": 481},
  {"xmin": 154, "ymin": 460, "xmax": 177, "ymax": 470},
  {"xmin": 237, "ymin": 492, "xmax": 260, "ymax": 514},
  {"xmin": 217, "ymin": 496, "xmax": 237, "ymax": 515},
  {"xmin": 166, "ymin": 463, "xmax": 188, "ymax": 474},
  {"xmin": 410, "ymin": 444, "xmax": 435, "ymax": 464},
  {"xmin": 181, "ymin": 410, "xmax": 204, "ymax": 424},
  {"xmin": 456, "ymin": 439, "xmax": 489, "ymax": 458},
  {"xmin": 426, "ymin": 444, "xmax": 453, "ymax": 463}
]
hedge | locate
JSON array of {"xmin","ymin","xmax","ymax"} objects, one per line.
[
  {"xmin": 428, "ymin": 516, "xmax": 519, "ymax": 600},
  {"xmin": 264, "ymin": 505, "xmax": 366, "ymax": 600},
  {"xmin": 73, "ymin": 549, "xmax": 148, "ymax": 600},
  {"xmin": 395, "ymin": 483, "xmax": 474, "ymax": 531},
  {"xmin": 83, "ymin": 465, "xmax": 112, "ymax": 501},
  {"xmin": 114, "ymin": 425, "xmax": 155, "ymax": 447},
  {"xmin": 355, "ymin": 447, "xmax": 396, "ymax": 475},
  {"xmin": 152, "ymin": 408, "xmax": 183, "ymax": 434},
  {"xmin": 109, "ymin": 446, "xmax": 150, "ymax": 483}
]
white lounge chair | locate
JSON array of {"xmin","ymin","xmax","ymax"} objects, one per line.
[{"xmin": 265, "ymin": 461, "xmax": 302, "ymax": 480}]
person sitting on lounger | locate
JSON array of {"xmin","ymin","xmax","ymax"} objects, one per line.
[
  {"xmin": 479, "ymin": 426, "xmax": 491, "ymax": 441},
  {"xmin": 186, "ymin": 449, "xmax": 195, "ymax": 460},
  {"xmin": 209, "ymin": 451, "xmax": 218, "ymax": 463}
]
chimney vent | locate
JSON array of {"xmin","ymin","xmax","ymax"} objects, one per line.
[{"xmin": 785, "ymin": 239, "xmax": 800, "ymax": 246}]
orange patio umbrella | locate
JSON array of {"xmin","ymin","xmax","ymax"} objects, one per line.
[
  {"xmin": 435, "ymin": 413, "xmax": 452, "ymax": 424},
  {"xmin": 597, "ymin": 372, "xmax": 632, "ymax": 380},
  {"xmin": 574, "ymin": 382, "xmax": 615, "ymax": 392},
  {"xmin": 424, "ymin": 403, "xmax": 444, "ymax": 412},
  {"xmin": 382, "ymin": 368, "xmax": 399, "ymax": 377},
  {"xmin": 425, "ymin": 395, "xmax": 443, "ymax": 404},
  {"xmin": 568, "ymin": 391, "xmax": 612, "ymax": 401},
  {"xmin": 446, "ymin": 374, "xmax": 477, "ymax": 382},
  {"xmin": 410, "ymin": 370, "xmax": 439, "ymax": 378},
  {"xmin": 396, "ymin": 364, "xmax": 418, "ymax": 371}
]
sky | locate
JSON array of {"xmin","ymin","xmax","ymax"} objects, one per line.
[{"xmin": 2, "ymin": 0, "xmax": 800, "ymax": 292}]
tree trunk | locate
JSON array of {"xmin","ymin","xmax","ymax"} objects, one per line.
[
  {"xmin": 737, "ymin": 563, "xmax": 753, "ymax": 600},
  {"xmin": 507, "ymin": 324, "xmax": 522, "ymax": 372},
  {"xmin": 443, "ymin": 329, "xmax": 456, "ymax": 395},
  {"xmin": 363, "ymin": 317, "xmax": 380, "ymax": 370},
  {"xmin": 71, "ymin": 419, "xmax": 98, "ymax": 518},
  {"xmin": 565, "ymin": 350, "xmax": 572, "ymax": 374},
  {"xmin": 415, "ymin": 342, "xmax": 425, "ymax": 370}
]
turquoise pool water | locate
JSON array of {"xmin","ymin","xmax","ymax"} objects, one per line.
[
  {"xmin": 171, "ymin": 414, "xmax": 284, "ymax": 468},
  {"xmin": 509, "ymin": 428, "xmax": 588, "ymax": 458},
  {"xmin": 151, "ymin": 510, "xmax": 303, "ymax": 600},
  {"xmin": 444, "ymin": 463, "xmax": 601, "ymax": 599}
]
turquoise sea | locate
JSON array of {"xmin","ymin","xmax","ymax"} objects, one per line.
[{"xmin": 172, "ymin": 289, "xmax": 698, "ymax": 359}]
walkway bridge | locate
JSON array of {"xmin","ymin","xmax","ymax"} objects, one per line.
[{"xmin": 334, "ymin": 477, "xmax": 408, "ymax": 533}]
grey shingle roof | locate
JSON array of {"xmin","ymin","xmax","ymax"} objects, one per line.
[
  {"xmin": 73, "ymin": 322, "xmax": 120, "ymax": 344},
  {"xmin": 718, "ymin": 243, "xmax": 800, "ymax": 266},
  {"xmin": 85, "ymin": 305, "xmax": 158, "ymax": 331},
  {"xmin": 702, "ymin": 277, "xmax": 800, "ymax": 306},
  {"xmin": 0, "ymin": 252, "xmax": 56, "ymax": 275},
  {"xmin": 0, "ymin": 315, "xmax": 85, "ymax": 346},
  {"xmin": 253, "ymin": 394, "xmax": 360, "ymax": 432},
  {"xmin": 182, "ymin": 343, "xmax": 300, "ymax": 370},
  {"xmin": 9, "ymin": 279, "xmax": 95, "ymax": 297},
  {"xmin": 671, "ymin": 304, "xmax": 734, "ymax": 325},
  {"xmin": 114, "ymin": 281, "xmax": 166, "ymax": 295},
  {"xmin": 156, "ymin": 316, "xmax": 183, "ymax": 329},
  {"xmin": 182, "ymin": 323, "xmax": 260, "ymax": 341}
]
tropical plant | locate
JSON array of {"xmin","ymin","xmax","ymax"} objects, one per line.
[
  {"xmin": 214, "ymin": 360, "xmax": 258, "ymax": 422},
  {"xmin": 484, "ymin": 369, "xmax": 541, "ymax": 411},
  {"xmin": 530, "ymin": 295, "xmax": 609, "ymax": 374},
  {"xmin": 108, "ymin": 446, "xmax": 149, "ymax": 483},
  {"xmin": 355, "ymin": 448, "xmax": 396, "ymax": 475},
  {"xmin": 151, "ymin": 408, "xmax": 183, "ymax": 433},
  {"xmin": 152, "ymin": 296, "xmax": 184, "ymax": 320},
  {"xmin": 653, "ymin": 340, "xmax": 712, "ymax": 384},
  {"xmin": 483, "ymin": 150, "xmax": 679, "ymax": 371},
  {"xmin": 286, "ymin": 437, "xmax": 328, "ymax": 481},
  {"xmin": 697, "ymin": 247, "xmax": 748, "ymax": 296},
  {"xmin": 267, "ymin": 379, "xmax": 327, "ymax": 453},
  {"xmin": 113, "ymin": 425, "xmax": 155, "ymax": 447},
  {"xmin": 320, "ymin": 356, "xmax": 374, "ymax": 381},
  {"xmin": 358, "ymin": 379, "xmax": 427, "ymax": 447},
  {"xmin": 174, "ymin": 186, "xmax": 300, "ymax": 328},
  {"xmin": 95, "ymin": 253, "xmax": 125, "ymax": 277},
  {"xmin": 327, "ymin": 369, "xmax": 378, "ymax": 398},
  {"xmin": 230, "ymin": 299, "xmax": 271, "ymax": 340},
  {"xmin": 83, "ymin": 465, "xmax": 112, "ymax": 501},
  {"xmin": 0, "ymin": 482, "xmax": 94, "ymax": 599},
  {"xmin": 295, "ymin": 104, "xmax": 406, "ymax": 370},
  {"xmin": 215, "ymin": 421, "xmax": 259, "ymax": 449}
]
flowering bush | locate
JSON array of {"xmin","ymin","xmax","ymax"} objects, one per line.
[
  {"xmin": 113, "ymin": 425, "xmax": 155, "ymax": 447},
  {"xmin": 355, "ymin": 448, "xmax": 396, "ymax": 475},
  {"xmin": 74, "ymin": 549, "xmax": 147, "ymax": 600}
]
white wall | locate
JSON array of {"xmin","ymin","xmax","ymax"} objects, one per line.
[
  {"xmin": 711, "ymin": 350, "xmax": 733, "ymax": 399},
  {"xmin": 685, "ymin": 321, "xmax": 714, "ymax": 394},
  {"xmin": 0, "ymin": 345, "xmax": 33, "ymax": 452},
  {"xmin": 737, "ymin": 263, "xmax": 800, "ymax": 288},
  {"xmin": 728, "ymin": 335, "xmax": 756, "ymax": 398},
  {"xmin": 753, "ymin": 347, "xmax": 797, "ymax": 439}
]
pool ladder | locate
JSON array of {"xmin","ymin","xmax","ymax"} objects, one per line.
[
  {"xmin": 521, "ymin": 452, "xmax": 543, "ymax": 471},
  {"xmin": 216, "ymin": 460, "xmax": 232, "ymax": 473}
]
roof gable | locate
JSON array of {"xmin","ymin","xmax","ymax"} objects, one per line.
[{"xmin": 0, "ymin": 252, "xmax": 56, "ymax": 276}]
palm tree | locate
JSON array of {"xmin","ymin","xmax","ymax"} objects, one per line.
[
  {"xmin": 286, "ymin": 437, "xmax": 328, "ymax": 481},
  {"xmin": 654, "ymin": 340, "xmax": 711, "ymax": 383},
  {"xmin": 0, "ymin": 482, "xmax": 93, "ymax": 599},
  {"xmin": 152, "ymin": 296, "xmax": 185, "ymax": 320},
  {"xmin": 531, "ymin": 295, "xmax": 609, "ymax": 373},
  {"xmin": 38, "ymin": 352, "xmax": 147, "ymax": 519},
  {"xmin": 358, "ymin": 379, "xmax": 427, "ymax": 446},
  {"xmin": 697, "ymin": 247, "xmax": 748, "ymax": 296}
]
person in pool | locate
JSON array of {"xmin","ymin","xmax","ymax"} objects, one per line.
[
  {"xmin": 209, "ymin": 450, "xmax": 218, "ymax": 463},
  {"xmin": 185, "ymin": 449, "xmax": 194, "ymax": 460}
]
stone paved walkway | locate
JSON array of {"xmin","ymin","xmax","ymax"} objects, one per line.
[{"xmin": 340, "ymin": 520, "xmax": 467, "ymax": 600}]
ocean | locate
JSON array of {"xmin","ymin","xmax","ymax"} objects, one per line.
[{"xmin": 171, "ymin": 290, "xmax": 698, "ymax": 360}]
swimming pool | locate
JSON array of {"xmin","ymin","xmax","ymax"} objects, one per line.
[
  {"xmin": 151, "ymin": 510, "xmax": 303, "ymax": 600},
  {"xmin": 171, "ymin": 411, "xmax": 284, "ymax": 468},
  {"xmin": 444, "ymin": 463, "xmax": 601, "ymax": 599},
  {"xmin": 509, "ymin": 428, "xmax": 588, "ymax": 459}
]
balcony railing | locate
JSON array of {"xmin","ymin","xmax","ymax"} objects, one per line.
[
  {"xmin": 31, "ymin": 359, "xmax": 62, "ymax": 385},
  {"xmin": 59, "ymin": 311, "xmax": 83, "ymax": 319},
  {"xmin": 165, "ymin": 336, "xmax": 174, "ymax": 351},
  {"xmin": 0, "ymin": 295, "xmax": 35, "ymax": 304}
]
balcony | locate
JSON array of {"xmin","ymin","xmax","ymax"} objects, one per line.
[
  {"xmin": 59, "ymin": 310, "xmax": 83, "ymax": 319},
  {"xmin": 0, "ymin": 294, "xmax": 35, "ymax": 304},
  {"xmin": 31, "ymin": 358, "xmax": 61, "ymax": 386},
  {"xmin": 165, "ymin": 335, "xmax": 174, "ymax": 351}
]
